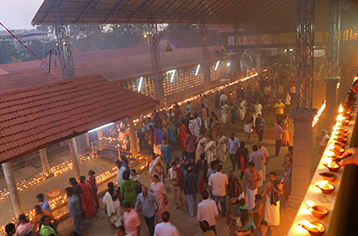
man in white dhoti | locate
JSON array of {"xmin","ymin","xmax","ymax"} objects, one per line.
[
  {"xmin": 244, "ymin": 161, "xmax": 262, "ymax": 210},
  {"xmin": 261, "ymin": 172, "xmax": 283, "ymax": 226},
  {"xmin": 258, "ymin": 142, "xmax": 269, "ymax": 182}
]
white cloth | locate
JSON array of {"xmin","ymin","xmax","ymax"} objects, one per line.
[
  {"xmin": 246, "ymin": 188, "xmax": 257, "ymax": 210},
  {"xmin": 195, "ymin": 137, "xmax": 207, "ymax": 163},
  {"xmin": 227, "ymin": 137, "xmax": 239, "ymax": 155},
  {"xmin": 290, "ymin": 86, "xmax": 296, "ymax": 94},
  {"xmin": 254, "ymin": 103, "xmax": 263, "ymax": 116},
  {"xmin": 320, "ymin": 134, "xmax": 330, "ymax": 146},
  {"xmin": 258, "ymin": 170, "xmax": 263, "ymax": 188},
  {"xmin": 285, "ymin": 94, "xmax": 291, "ymax": 106},
  {"xmin": 197, "ymin": 199, "xmax": 218, "ymax": 226},
  {"xmin": 208, "ymin": 172, "xmax": 228, "ymax": 197},
  {"xmin": 103, "ymin": 192, "xmax": 122, "ymax": 227},
  {"xmin": 154, "ymin": 222, "xmax": 181, "ymax": 236},
  {"xmin": 117, "ymin": 166, "xmax": 127, "ymax": 187},
  {"xmin": 264, "ymin": 196, "xmax": 280, "ymax": 226},
  {"xmin": 259, "ymin": 146, "xmax": 269, "ymax": 182},
  {"xmin": 220, "ymin": 94, "xmax": 228, "ymax": 103},
  {"xmin": 206, "ymin": 150, "xmax": 215, "ymax": 164},
  {"xmin": 244, "ymin": 123, "xmax": 252, "ymax": 134},
  {"xmin": 239, "ymin": 100, "xmax": 247, "ymax": 121}
]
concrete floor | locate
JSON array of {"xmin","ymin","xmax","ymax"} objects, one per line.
[{"xmin": 0, "ymin": 83, "xmax": 326, "ymax": 235}]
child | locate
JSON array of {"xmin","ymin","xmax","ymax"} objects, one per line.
[
  {"xmin": 238, "ymin": 198, "xmax": 247, "ymax": 216},
  {"xmin": 36, "ymin": 193, "xmax": 52, "ymax": 213},
  {"xmin": 250, "ymin": 194, "xmax": 263, "ymax": 226}
]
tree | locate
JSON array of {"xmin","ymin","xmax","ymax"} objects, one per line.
[{"xmin": 0, "ymin": 41, "xmax": 22, "ymax": 64}]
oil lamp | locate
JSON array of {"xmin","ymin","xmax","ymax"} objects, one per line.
[
  {"xmin": 298, "ymin": 220, "xmax": 326, "ymax": 235},
  {"xmin": 319, "ymin": 172, "xmax": 337, "ymax": 182},
  {"xmin": 305, "ymin": 201, "xmax": 329, "ymax": 219},
  {"xmin": 324, "ymin": 159, "xmax": 341, "ymax": 172},
  {"xmin": 315, "ymin": 180, "xmax": 335, "ymax": 194},
  {"xmin": 327, "ymin": 144, "xmax": 345, "ymax": 156},
  {"xmin": 328, "ymin": 140, "xmax": 345, "ymax": 148}
]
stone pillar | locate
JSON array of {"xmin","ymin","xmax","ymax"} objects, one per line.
[
  {"xmin": 203, "ymin": 63, "xmax": 211, "ymax": 88},
  {"xmin": 2, "ymin": 162, "xmax": 23, "ymax": 216},
  {"xmin": 75, "ymin": 133, "xmax": 90, "ymax": 155},
  {"xmin": 154, "ymin": 75, "xmax": 165, "ymax": 103},
  {"xmin": 234, "ymin": 53, "xmax": 242, "ymax": 80},
  {"xmin": 256, "ymin": 52, "xmax": 262, "ymax": 71},
  {"xmin": 128, "ymin": 118, "xmax": 139, "ymax": 157},
  {"xmin": 288, "ymin": 109, "xmax": 317, "ymax": 208},
  {"xmin": 325, "ymin": 78, "xmax": 339, "ymax": 127},
  {"xmin": 69, "ymin": 137, "xmax": 81, "ymax": 181},
  {"xmin": 97, "ymin": 129, "xmax": 105, "ymax": 151},
  {"xmin": 39, "ymin": 148, "xmax": 51, "ymax": 176}
]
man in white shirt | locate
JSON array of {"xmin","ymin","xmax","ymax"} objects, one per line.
[
  {"xmin": 219, "ymin": 91, "xmax": 228, "ymax": 106},
  {"xmin": 226, "ymin": 133, "xmax": 240, "ymax": 170},
  {"xmin": 154, "ymin": 211, "xmax": 181, "ymax": 236},
  {"xmin": 208, "ymin": 165, "xmax": 228, "ymax": 216},
  {"xmin": 168, "ymin": 162, "xmax": 183, "ymax": 210},
  {"xmin": 258, "ymin": 142, "xmax": 269, "ymax": 182},
  {"xmin": 116, "ymin": 160, "xmax": 127, "ymax": 188},
  {"xmin": 254, "ymin": 101, "xmax": 263, "ymax": 116},
  {"xmin": 285, "ymin": 92, "xmax": 292, "ymax": 112},
  {"xmin": 197, "ymin": 190, "xmax": 218, "ymax": 234}
]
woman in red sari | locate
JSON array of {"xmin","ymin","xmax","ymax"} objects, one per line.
[
  {"xmin": 79, "ymin": 175, "xmax": 97, "ymax": 218},
  {"xmin": 88, "ymin": 170, "xmax": 99, "ymax": 209},
  {"xmin": 179, "ymin": 119, "xmax": 187, "ymax": 149}
]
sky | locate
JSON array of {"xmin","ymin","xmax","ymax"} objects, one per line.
[{"xmin": 0, "ymin": 0, "xmax": 44, "ymax": 29}]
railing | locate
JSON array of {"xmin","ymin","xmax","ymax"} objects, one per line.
[
  {"xmin": 288, "ymin": 77, "xmax": 358, "ymax": 235},
  {"xmin": 117, "ymin": 58, "xmax": 233, "ymax": 99}
]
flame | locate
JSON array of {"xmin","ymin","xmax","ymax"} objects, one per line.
[
  {"xmin": 311, "ymin": 100, "xmax": 326, "ymax": 127},
  {"xmin": 298, "ymin": 220, "xmax": 318, "ymax": 229},
  {"xmin": 305, "ymin": 200, "xmax": 314, "ymax": 208},
  {"xmin": 298, "ymin": 220, "xmax": 325, "ymax": 233},
  {"xmin": 336, "ymin": 114, "xmax": 345, "ymax": 122},
  {"xmin": 338, "ymin": 104, "xmax": 343, "ymax": 114},
  {"xmin": 315, "ymin": 180, "xmax": 334, "ymax": 190}
]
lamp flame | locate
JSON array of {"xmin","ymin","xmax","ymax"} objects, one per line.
[{"xmin": 338, "ymin": 104, "xmax": 343, "ymax": 114}]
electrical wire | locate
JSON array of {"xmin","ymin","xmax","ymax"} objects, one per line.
[{"xmin": 0, "ymin": 21, "xmax": 48, "ymax": 65}]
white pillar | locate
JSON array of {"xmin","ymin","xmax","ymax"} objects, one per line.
[
  {"xmin": 2, "ymin": 162, "xmax": 23, "ymax": 217},
  {"xmin": 69, "ymin": 137, "xmax": 81, "ymax": 181},
  {"xmin": 97, "ymin": 129, "xmax": 105, "ymax": 151},
  {"xmin": 39, "ymin": 148, "xmax": 51, "ymax": 176},
  {"xmin": 128, "ymin": 118, "xmax": 139, "ymax": 157}
]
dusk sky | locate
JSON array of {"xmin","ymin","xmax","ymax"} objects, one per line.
[{"xmin": 0, "ymin": 0, "xmax": 44, "ymax": 29}]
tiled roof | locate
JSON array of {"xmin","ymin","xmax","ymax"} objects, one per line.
[
  {"xmin": 0, "ymin": 46, "xmax": 234, "ymax": 93},
  {"xmin": 0, "ymin": 74, "xmax": 158, "ymax": 163}
]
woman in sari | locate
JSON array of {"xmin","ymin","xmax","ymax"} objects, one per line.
[
  {"xmin": 239, "ymin": 97, "xmax": 248, "ymax": 122},
  {"xmin": 221, "ymin": 103, "xmax": 229, "ymax": 125},
  {"xmin": 210, "ymin": 116, "xmax": 220, "ymax": 143},
  {"xmin": 179, "ymin": 119, "xmax": 187, "ymax": 149},
  {"xmin": 167, "ymin": 121, "xmax": 176, "ymax": 149},
  {"xmin": 195, "ymin": 134, "xmax": 207, "ymax": 163},
  {"xmin": 216, "ymin": 131, "xmax": 228, "ymax": 164},
  {"xmin": 120, "ymin": 170, "xmax": 137, "ymax": 207},
  {"xmin": 148, "ymin": 153, "xmax": 165, "ymax": 181},
  {"xmin": 235, "ymin": 209, "xmax": 256, "ymax": 236},
  {"xmin": 78, "ymin": 176, "xmax": 97, "ymax": 218},
  {"xmin": 88, "ymin": 170, "xmax": 99, "ymax": 209},
  {"xmin": 150, "ymin": 175, "xmax": 168, "ymax": 220},
  {"xmin": 103, "ymin": 182, "xmax": 122, "ymax": 227},
  {"xmin": 161, "ymin": 138, "xmax": 173, "ymax": 174},
  {"xmin": 281, "ymin": 115, "xmax": 290, "ymax": 146},
  {"xmin": 196, "ymin": 153, "xmax": 208, "ymax": 194}
]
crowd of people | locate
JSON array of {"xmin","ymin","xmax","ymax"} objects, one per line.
[{"xmin": 3, "ymin": 54, "xmax": 300, "ymax": 236}]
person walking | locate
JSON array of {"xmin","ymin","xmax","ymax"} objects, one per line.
[
  {"xmin": 280, "ymin": 115, "xmax": 290, "ymax": 146},
  {"xmin": 243, "ymin": 110, "xmax": 254, "ymax": 143},
  {"xmin": 261, "ymin": 172, "xmax": 283, "ymax": 226},
  {"xmin": 154, "ymin": 211, "xmax": 181, "ymax": 236},
  {"xmin": 221, "ymin": 102, "xmax": 229, "ymax": 125},
  {"xmin": 244, "ymin": 162, "xmax": 262, "ymax": 210},
  {"xmin": 284, "ymin": 92, "xmax": 291, "ymax": 112},
  {"xmin": 220, "ymin": 91, "xmax": 228, "ymax": 106},
  {"xmin": 123, "ymin": 202, "xmax": 141, "ymax": 236},
  {"xmin": 197, "ymin": 190, "xmax": 218, "ymax": 235},
  {"xmin": 103, "ymin": 182, "xmax": 122, "ymax": 227},
  {"xmin": 216, "ymin": 131, "xmax": 228, "ymax": 164},
  {"xmin": 226, "ymin": 133, "xmax": 240, "ymax": 170},
  {"xmin": 117, "ymin": 160, "xmax": 127, "ymax": 190},
  {"xmin": 154, "ymin": 125, "xmax": 164, "ymax": 156},
  {"xmin": 249, "ymin": 145, "xmax": 264, "ymax": 188},
  {"xmin": 236, "ymin": 141, "xmax": 249, "ymax": 180},
  {"xmin": 196, "ymin": 153, "xmax": 208, "ymax": 194},
  {"xmin": 185, "ymin": 132, "xmax": 197, "ymax": 160},
  {"xmin": 135, "ymin": 186, "xmax": 159, "ymax": 236},
  {"xmin": 161, "ymin": 138, "xmax": 173, "ymax": 174},
  {"xmin": 228, "ymin": 170, "xmax": 242, "ymax": 199},
  {"xmin": 258, "ymin": 142, "xmax": 269, "ymax": 182},
  {"xmin": 208, "ymin": 165, "xmax": 228, "ymax": 216},
  {"xmin": 274, "ymin": 99, "xmax": 285, "ymax": 121},
  {"xmin": 273, "ymin": 121, "xmax": 284, "ymax": 157},
  {"xmin": 88, "ymin": 170, "xmax": 99, "ymax": 209},
  {"xmin": 255, "ymin": 114, "xmax": 265, "ymax": 142},
  {"xmin": 78, "ymin": 176, "xmax": 97, "ymax": 218},
  {"xmin": 121, "ymin": 171, "xmax": 138, "ymax": 207},
  {"xmin": 184, "ymin": 166, "xmax": 198, "ymax": 216},
  {"xmin": 168, "ymin": 162, "xmax": 184, "ymax": 210},
  {"xmin": 66, "ymin": 187, "xmax": 85, "ymax": 236},
  {"xmin": 150, "ymin": 175, "xmax": 168, "ymax": 220}
]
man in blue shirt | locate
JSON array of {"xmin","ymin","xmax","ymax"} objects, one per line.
[
  {"xmin": 135, "ymin": 186, "xmax": 160, "ymax": 236},
  {"xmin": 36, "ymin": 193, "xmax": 52, "ymax": 213}
]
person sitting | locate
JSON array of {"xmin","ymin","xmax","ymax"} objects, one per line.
[
  {"xmin": 16, "ymin": 214, "xmax": 33, "ymax": 236},
  {"xmin": 235, "ymin": 209, "xmax": 255, "ymax": 235},
  {"xmin": 33, "ymin": 204, "xmax": 55, "ymax": 230},
  {"xmin": 4, "ymin": 223, "xmax": 16, "ymax": 236},
  {"xmin": 39, "ymin": 215, "xmax": 57, "ymax": 236},
  {"xmin": 199, "ymin": 220, "xmax": 215, "ymax": 236}
]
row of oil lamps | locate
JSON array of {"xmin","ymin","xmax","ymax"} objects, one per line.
[{"xmin": 297, "ymin": 78, "xmax": 358, "ymax": 235}]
